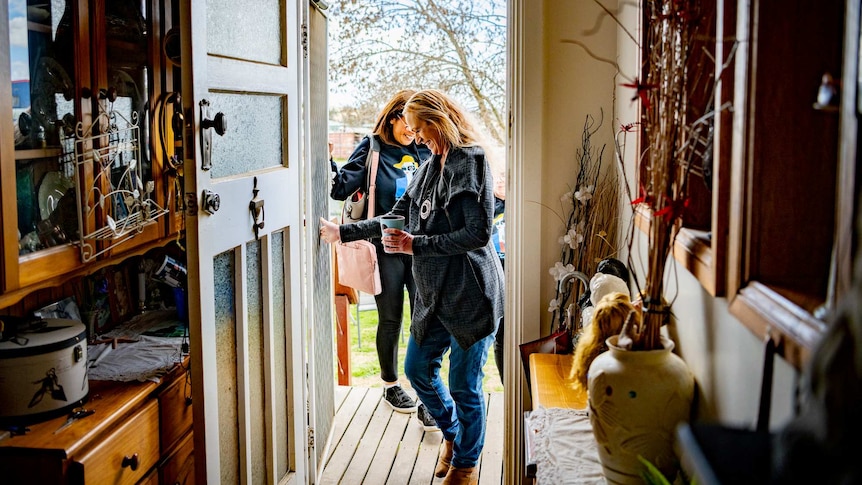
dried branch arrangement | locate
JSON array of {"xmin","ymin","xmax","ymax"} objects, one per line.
[
  {"xmin": 548, "ymin": 113, "xmax": 620, "ymax": 332},
  {"xmin": 619, "ymin": 0, "xmax": 720, "ymax": 350}
]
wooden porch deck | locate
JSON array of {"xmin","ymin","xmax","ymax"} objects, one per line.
[{"xmin": 320, "ymin": 386, "xmax": 504, "ymax": 484}]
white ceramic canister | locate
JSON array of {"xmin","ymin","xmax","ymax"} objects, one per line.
[{"xmin": 0, "ymin": 318, "xmax": 89, "ymax": 423}]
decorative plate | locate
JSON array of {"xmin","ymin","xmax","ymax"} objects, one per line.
[{"xmin": 38, "ymin": 171, "xmax": 74, "ymax": 221}]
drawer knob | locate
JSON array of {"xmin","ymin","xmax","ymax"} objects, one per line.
[{"xmin": 122, "ymin": 453, "xmax": 140, "ymax": 471}]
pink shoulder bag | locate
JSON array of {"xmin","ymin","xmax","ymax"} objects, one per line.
[{"xmin": 335, "ymin": 136, "xmax": 383, "ymax": 295}]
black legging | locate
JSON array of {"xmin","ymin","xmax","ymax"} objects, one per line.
[{"xmin": 373, "ymin": 247, "xmax": 416, "ymax": 383}]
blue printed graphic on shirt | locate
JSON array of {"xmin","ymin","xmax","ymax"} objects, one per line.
[
  {"xmin": 394, "ymin": 155, "xmax": 419, "ymax": 198},
  {"xmin": 492, "ymin": 213, "xmax": 505, "ymax": 258}
]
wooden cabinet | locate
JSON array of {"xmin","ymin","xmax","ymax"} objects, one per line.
[
  {"xmin": 72, "ymin": 399, "xmax": 160, "ymax": 485},
  {"xmin": 1, "ymin": 0, "xmax": 179, "ymax": 300},
  {"xmin": 0, "ymin": 360, "xmax": 192, "ymax": 485},
  {"xmin": 160, "ymin": 430, "xmax": 195, "ymax": 485},
  {"xmin": 726, "ymin": 0, "xmax": 854, "ymax": 369},
  {"xmin": 158, "ymin": 371, "xmax": 193, "ymax": 454},
  {"xmin": 0, "ymin": 2, "xmax": 188, "ymax": 483}
]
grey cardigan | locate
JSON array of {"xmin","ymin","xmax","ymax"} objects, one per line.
[{"xmin": 339, "ymin": 145, "xmax": 505, "ymax": 349}]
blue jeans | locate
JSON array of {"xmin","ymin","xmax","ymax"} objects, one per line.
[{"xmin": 404, "ymin": 317, "xmax": 494, "ymax": 468}]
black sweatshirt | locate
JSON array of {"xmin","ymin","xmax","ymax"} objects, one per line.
[{"xmin": 331, "ymin": 135, "xmax": 431, "ymax": 217}]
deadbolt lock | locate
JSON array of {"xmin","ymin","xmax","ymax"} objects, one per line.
[{"xmin": 202, "ymin": 189, "xmax": 220, "ymax": 215}]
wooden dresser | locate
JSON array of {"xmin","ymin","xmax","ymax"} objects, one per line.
[{"xmin": 0, "ymin": 359, "xmax": 193, "ymax": 485}]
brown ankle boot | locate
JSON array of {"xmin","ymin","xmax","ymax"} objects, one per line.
[
  {"xmin": 442, "ymin": 466, "xmax": 477, "ymax": 485},
  {"xmin": 435, "ymin": 439, "xmax": 454, "ymax": 478}
]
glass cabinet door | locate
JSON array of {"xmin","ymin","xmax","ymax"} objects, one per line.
[
  {"xmin": 87, "ymin": 0, "xmax": 165, "ymax": 259},
  {"xmin": 11, "ymin": 0, "xmax": 79, "ymax": 257}
]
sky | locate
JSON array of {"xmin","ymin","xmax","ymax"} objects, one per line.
[{"xmin": 8, "ymin": 0, "xmax": 30, "ymax": 81}]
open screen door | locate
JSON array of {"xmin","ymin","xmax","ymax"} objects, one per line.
[{"xmin": 181, "ymin": 0, "xmax": 308, "ymax": 482}]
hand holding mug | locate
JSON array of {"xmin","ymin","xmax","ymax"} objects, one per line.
[{"xmin": 380, "ymin": 215, "xmax": 412, "ymax": 254}]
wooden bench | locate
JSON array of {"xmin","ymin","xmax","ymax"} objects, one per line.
[{"xmin": 529, "ymin": 353, "xmax": 587, "ymax": 409}]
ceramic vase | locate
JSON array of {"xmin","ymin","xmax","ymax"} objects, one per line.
[{"xmin": 587, "ymin": 335, "xmax": 694, "ymax": 484}]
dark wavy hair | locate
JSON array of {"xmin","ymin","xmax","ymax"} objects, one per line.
[{"xmin": 372, "ymin": 89, "xmax": 416, "ymax": 146}]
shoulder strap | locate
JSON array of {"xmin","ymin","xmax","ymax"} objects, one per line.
[{"xmin": 365, "ymin": 134, "xmax": 381, "ymax": 219}]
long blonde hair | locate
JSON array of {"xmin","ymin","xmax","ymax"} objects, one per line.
[
  {"xmin": 403, "ymin": 89, "xmax": 485, "ymax": 150},
  {"xmin": 570, "ymin": 292, "xmax": 639, "ymax": 392}
]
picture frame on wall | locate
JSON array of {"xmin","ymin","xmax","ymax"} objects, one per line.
[{"xmin": 106, "ymin": 266, "xmax": 132, "ymax": 325}]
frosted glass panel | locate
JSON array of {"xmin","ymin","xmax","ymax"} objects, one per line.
[
  {"xmin": 214, "ymin": 250, "xmax": 239, "ymax": 484},
  {"xmin": 272, "ymin": 230, "xmax": 289, "ymax": 478},
  {"xmin": 246, "ymin": 240, "xmax": 268, "ymax": 484},
  {"xmin": 208, "ymin": 92, "xmax": 284, "ymax": 178},
  {"xmin": 207, "ymin": 0, "xmax": 281, "ymax": 65}
]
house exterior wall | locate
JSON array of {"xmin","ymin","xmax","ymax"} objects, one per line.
[{"xmin": 328, "ymin": 131, "xmax": 362, "ymax": 161}]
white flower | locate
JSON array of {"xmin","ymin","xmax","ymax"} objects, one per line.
[
  {"xmin": 563, "ymin": 228, "xmax": 585, "ymax": 249},
  {"xmin": 560, "ymin": 190, "xmax": 574, "ymax": 204},
  {"xmin": 575, "ymin": 185, "xmax": 594, "ymax": 204},
  {"xmin": 548, "ymin": 298, "xmax": 560, "ymax": 313},
  {"xmin": 549, "ymin": 262, "xmax": 575, "ymax": 281}
]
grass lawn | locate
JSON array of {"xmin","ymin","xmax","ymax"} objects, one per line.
[{"xmin": 338, "ymin": 301, "xmax": 504, "ymax": 393}]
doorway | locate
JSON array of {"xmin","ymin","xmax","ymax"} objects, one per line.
[{"xmin": 326, "ymin": 0, "xmax": 520, "ymax": 480}]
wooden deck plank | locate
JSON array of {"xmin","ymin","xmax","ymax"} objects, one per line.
[
  {"xmin": 341, "ymin": 392, "xmax": 400, "ymax": 483},
  {"xmin": 321, "ymin": 388, "xmax": 382, "ymax": 484},
  {"xmin": 386, "ymin": 410, "xmax": 426, "ymax": 485},
  {"xmin": 409, "ymin": 431, "xmax": 443, "ymax": 485},
  {"xmin": 335, "ymin": 384, "xmax": 350, "ymax": 410},
  {"xmin": 326, "ymin": 386, "xmax": 367, "ymax": 459},
  {"xmin": 363, "ymin": 410, "xmax": 412, "ymax": 484},
  {"xmin": 323, "ymin": 387, "xmax": 504, "ymax": 484},
  {"xmin": 479, "ymin": 392, "xmax": 504, "ymax": 485}
]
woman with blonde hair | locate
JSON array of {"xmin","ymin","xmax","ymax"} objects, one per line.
[
  {"xmin": 320, "ymin": 89, "xmax": 503, "ymax": 484},
  {"xmin": 329, "ymin": 90, "xmax": 431, "ymax": 414}
]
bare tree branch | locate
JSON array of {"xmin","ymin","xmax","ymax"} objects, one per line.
[{"xmin": 329, "ymin": 0, "xmax": 506, "ymax": 145}]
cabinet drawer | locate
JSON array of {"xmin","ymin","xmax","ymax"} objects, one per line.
[
  {"xmin": 160, "ymin": 430, "xmax": 195, "ymax": 485},
  {"xmin": 159, "ymin": 373, "xmax": 193, "ymax": 452},
  {"xmin": 73, "ymin": 399, "xmax": 160, "ymax": 485}
]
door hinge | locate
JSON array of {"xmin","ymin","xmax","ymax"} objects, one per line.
[
  {"xmin": 301, "ymin": 23, "xmax": 308, "ymax": 59},
  {"xmin": 308, "ymin": 427, "xmax": 315, "ymax": 449}
]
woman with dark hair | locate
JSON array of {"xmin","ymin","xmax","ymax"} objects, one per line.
[
  {"xmin": 330, "ymin": 90, "xmax": 430, "ymax": 414},
  {"xmin": 321, "ymin": 89, "xmax": 504, "ymax": 484}
]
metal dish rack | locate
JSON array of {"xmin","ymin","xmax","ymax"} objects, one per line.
[{"xmin": 67, "ymin": 107, "xmax": 168, "ymax": 262}]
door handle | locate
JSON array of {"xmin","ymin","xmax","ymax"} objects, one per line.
[
  {"xmin": 249, "ymin": 177, "xmax": 265, "ymax": 239},
  {"xmin": 199, "ymin": 99, "xmax": 227, "ymax": 171}
]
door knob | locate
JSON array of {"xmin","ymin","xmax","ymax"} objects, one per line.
[
  {"xmin": 202, "ymin": 111, "xmax": 227, "ymax": 135},
  {"xmin": 199, "ymin": 99, "xmax": 226, "ymax": 170}
]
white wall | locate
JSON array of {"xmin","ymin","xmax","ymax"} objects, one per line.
[
  {"xmin": 518, "ymin": 0, "xmax": 799, "ymax": 430},
  {"xmin": 537, "ymin": 0, "xmax": 621, "ymax": 334}
]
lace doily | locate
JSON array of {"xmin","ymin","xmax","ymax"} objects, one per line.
[{"xmin": 526, "ymin": 406, "xmax": 605, "ymax": 484}]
